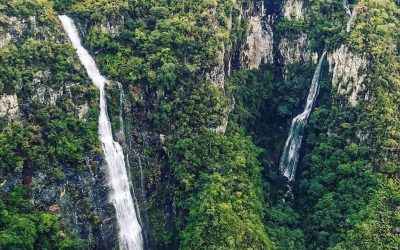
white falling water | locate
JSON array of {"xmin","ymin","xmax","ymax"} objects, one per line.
[
  {"xmin": 343, "ymin": 0, "xmax": 352, "ymax": 16},
  {"xmin": 346, "ymin": 8, "xmax": 357, "ymax": 33},
  {"xmin": 59, "ymin": 15, "xmax": 143, "ymax": 250},
  {"xmin": 279, "ymin": 51, "xmax": 326, "ymax": 181}
]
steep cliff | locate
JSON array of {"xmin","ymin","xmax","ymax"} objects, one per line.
[
  {"xmin": 60, "ymin": 0, "xmax": 272, "ymax": 248},
  {"xmin": 1, "ymin": 0, "xmax": 398, "ymax": 249},
  {"xmin": 240, "ymin": 1, "xmax": 274, "ymax": 69},
  {"xmin": 295, "ymin": 0, "xmax": 400, "ymax": 249},
  {"xmin": 327, "ymin": 44, "xmax": 368, "ymax": 106},
  {"xmin": 0, "ymin": 1, "xmax": 118, "ymax": 248}
]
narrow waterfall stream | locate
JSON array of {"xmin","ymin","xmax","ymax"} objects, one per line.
[
  {"xmin": 343, "ymin": 0, "xmax": 352, "ymax": 16},
  {"xmin": 59, "ymin": 15, "xmax": 143, "ymax": 250},
  {"xmin": 279, "ymin": 51, "xmax": 326, "ymax": 182},
  {"xmin": 346, "ymin": 4, "xmax": 357, "ymax": 33}
]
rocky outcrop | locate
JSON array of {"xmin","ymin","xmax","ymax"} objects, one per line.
[
  {"xmin": 278, "ymin": 0, "xmax": 318, "ymax": 74},
  {"xmin": 206, "ymin": 4, "xmax": 241, "ymax": 133},
  {"xmin": 207, "ymin": 43, "xmax": 230, "ymax": 89},
  {"xmin": 241, "ymin": 1, "xmax": 274, "ymax": 69},
  {"xmin": 212, "ymin": 98, "xmax": 235, "ymax": 135},
  {"xmin": 327, "ymin": 45, "xmax": 368, "ymax": 106},
  {"xmin": 0, "ymin": 94, "xmax": 19, "ymax": 119},
  {"xmin": 33, "ymin": 85, "xmax": 63, "ymax": 106},
  {"xmin": 0, "ymin": 14, "xmax": 59, "ymax": 48},
  {"xmin": 77, "ymin": 102, "xmax": 89, "ymax": 119},
  {"xmin": 0, "ymin": 16, "xmax": 24, "ymax": 48},
  {"xmin": 205, "ymin": 3, "xmax": 238, "ymax": 89},
  {"xmin": 99, "ymin": 19, "xmax": 123, "ymax": 35},
  {"xmin": 30, "ymin": 70, "xmax": 90, "ymax": 119},
  {"xmin": 244, "ymin": 14, "xmax": 274, "ymax": 69},
  {"xmin": 283, "ymin": 0, "xmax": 306, "ymax": 20},
  {"xmin": 278, "ymin": 32, "xmax": 318, "ymax": 78},
  {"xmin": 279, "ymin": 32, "xmax": 315, "ymax": 66},
  {"xmin": 0, "ymin": 155, "xmax": 118, "ymax": 249}
]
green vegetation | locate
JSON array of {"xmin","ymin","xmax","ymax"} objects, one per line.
[
  {"xmin": 229, "ymin": 1, "xmax": 399, "ymax": 249},
  {"xmin": 307, "ymin": 0, "xmax": 348, "ymax": 49},
  {"xmin": 1, "ymin": 0, "xmax": 56, "ymax": 23},
  {"xmin": 228, "ymin": 61, "xmax": 327, "ymax": 250},
  {"xmin": 1, "ymin": 0, "xmax": 398, "ymax": 249},
  {"xmin": 0, "ymin": 37, "xmax": 100, "ymax": 175},
  {"xmin": 66, "ymin": 0, "xmax": 275, "ymax": 248},
  {"xmin": 1, "ymin": 0, "xmax": 100, "ymax": 248},
  {"xmin": 170, "ymin": 130, "xmax": 274, "ymax": 249},
  {"xmin": 0, "ymin": 186, "xmax": 84, "ymax": 249},
  {"xmin": 295, "ymin": 0, "xmax": 400, "ymax": 249},
  {"xmin": 229, "ymin": 62, "xmax": 320, "ymax": 164}
]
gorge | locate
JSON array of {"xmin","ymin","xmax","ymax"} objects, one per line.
[
  {"xmin": 279, "ymin": 51, "xmax": 326, "ymax": 181},
  {"xmin": 0, "ymin": 0, "xmax": 398, "ymax": 249}
]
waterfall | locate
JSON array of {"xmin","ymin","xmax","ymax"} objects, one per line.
[
  {"xmin": 346, "ymin": 8, "xmax": 357, "ymax": 33},
  {"xmin": 59, "ymin": 15, "xmax": 143, "ymax": 250},
  {"xmin": 343, "ymin": 0, "xmax": 352, "ymax": 16},
  {"xmin": 279, "ymin": 51, "xmax": 326, "ymax": 181}
]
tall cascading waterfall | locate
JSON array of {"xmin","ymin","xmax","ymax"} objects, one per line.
[
  {"xmin": 279, "ymin": 51, "xmax": 326, "ymax": 182},
  {"xmin": 59, "ymin": 15, "xmax": 143, "ymax": 250}
]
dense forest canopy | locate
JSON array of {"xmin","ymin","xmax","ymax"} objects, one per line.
[{"xmin": 0, "ymin": 0, "xmax": 399, "ymax": 249}]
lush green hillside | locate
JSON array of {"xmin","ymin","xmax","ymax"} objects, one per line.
[
  {"xmin": 0, "ymin": 0, "xmax": 398, "ymax": 249},
  {"xmin": 0, "ymin": 0, "xmax": 100, "ymax": 249},
  {"xmin": 298, "ymin": 0, "xmax": 400, "ymax": 249}
]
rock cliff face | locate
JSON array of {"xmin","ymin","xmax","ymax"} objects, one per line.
[
  {"xmin": 205, "ymin": 4, "xmax": 236, "ymax": 90},
  {"xmin": 283, "ymin": 0, "xmax": 306, "ymax": 20},
  {"xmin": 0, "ymin": 14, "xmax": 59, "ymax": 47},
  {"xmin": 241, "ymin": 1, "xmax": 274, "ymax": 69},
  {"xmin": 279, "ymin": 33, "xmax": 317, "ymax": 67},
  {"xmin": 327, "ymin": 45, "xmax": 368, "ymax": 106},
  {"xmin": 206, "ymin": 45, "xmax": 230, "ymax": 89},
  {"xmin": 0, "ymin": 0, "xmax": 399, "ymax": 249},
  {"xmin": 0, "ymin": 9, "xmax": 118, "ymax": 249},
  {"xmin": 0, "ymin": 16, "xmax": 24, "ymax": 48},
  {"xmin": 99, "ymin": 18, "xmax": 124, "ymax": 35},
  {"xmin": 278, "ymin": 0, "xmax": 318, "ymax": 70},
  {"xmin": 237, "ymin": 0, "xmax": 371, "ymax": 115},
  {"xmin": 31, "ymin": 70, "xmax": 62, "ymax": 105},
  {"xmin": 239, "ymin": 0, "xmax": 315, "ymax": 73},
  {"xmin": 346, "ymin": 6, "xmax": 357, "ymax": 32},
  {"xmin": 0, "ymin": 94, "xmax": 19, "ymax": 119}
]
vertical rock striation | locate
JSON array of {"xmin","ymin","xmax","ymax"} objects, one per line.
[
  {"xmin": 241, "ymin": 1, "xmax": 274, "ymax": 69},
  {"xmin": 283, "ymin": 0, "xmax": 306, "ymax": 20},
  {"xmin": 327, "ymin": 45, "xmax": 368, "ymax": 106},
  {"xmin": 0, "ymin": 94, "xmax": 19, "ymax": 119}
]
